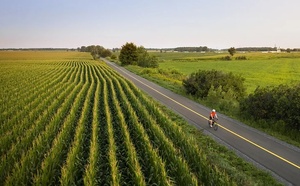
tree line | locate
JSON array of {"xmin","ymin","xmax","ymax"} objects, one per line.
[
  {"xmin": 235, "ymin": 47, "xmax": 278, "ymax": 52},
  {"xmin": 174, "ymin": 46, "xmax": 211, "ymax": 52},
  {"xmin": 78, "ymin": 45, "xmax": 112, "ymax": 59},
  {"xmin": 235, "ymin": 47, "xmax": 300, "ymax": 52},
  {"xmin": 0, "ymin": 48, "xmax": 77, "ymax": 51}
]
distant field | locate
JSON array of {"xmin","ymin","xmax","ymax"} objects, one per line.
[
  {"xmin": 155, "ymin": 52, "xmax": 300, "ymax": 94},
  {"xmin": 0, "ymin": 50, "xmax": 89, "ymax": 60}
]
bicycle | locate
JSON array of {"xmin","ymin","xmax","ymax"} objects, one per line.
[{"xmin": 208, "ymin": 118, "xmax": 218, "ymax": 131}]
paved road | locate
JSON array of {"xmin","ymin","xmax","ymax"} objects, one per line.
[{"xmin": 102, "ymin": 59, "xmax": 300, "ymax": 186}]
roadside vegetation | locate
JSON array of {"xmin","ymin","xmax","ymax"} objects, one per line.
[{"xmin": 0, "ymin": 51, "xmax": 282, "ymax": 185}]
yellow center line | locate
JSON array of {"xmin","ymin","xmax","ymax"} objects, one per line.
[
  {"xmin": 219, "ymin": 125, "xmax": 300, "ymax": 169},
  {"xmin": 110, "ymin": 61, "xmax": 300, "ymax": 170}
]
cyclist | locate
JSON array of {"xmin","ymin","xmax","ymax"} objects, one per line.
[{"xmin": 209, "ymin": 109, "xmax": 218, "ymax": 127}]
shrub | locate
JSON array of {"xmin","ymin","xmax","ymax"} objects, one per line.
[
  {"xmin": 204, "ymin": 85, "xmax": 240, "ymax": 113},
  {"xmin": 140, "ymin": 68, "xmax": 154, "ymax": 75},
  {"xmin": 240, "ymin": 84, "xmax": 300, "ymax": 131},
  {"xmin": 111, "ymin": 54, "xmax": 117, "ymax": 60},
  {"xmin": 182, "ymin": 70, "xmax": 246, "ymax": 101},
  {"xmin": 137, "ymin": 46, "xmax": 158, "ymax": 68},
  {"xmin": 220, "ymin": 56, "xmax": 232, "ymax": 61},
  {"xmin": 240, "ymin": 87, "xmax": 275, "ymax": 120},
  {"xmin": 235, "ymin": 56, "xmax": 247, "ymax": 60}
]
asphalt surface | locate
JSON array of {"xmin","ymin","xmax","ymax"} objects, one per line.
[{"xmin": 102, "ymin": 58, "xmax": 300, "ymax": 186}]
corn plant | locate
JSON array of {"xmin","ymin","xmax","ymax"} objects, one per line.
[
  {"xmin": 33, "ymin": 63, "xmax": 88, "ymax": 185},
  {"xmin": 107, "ymin": 76, "xmax": 146, "ymax": 186},
  {"xmin": 100, "ymin": 68, "xmax": 172, "ymax": 186},
  {"xmin": 60, "ymin": 65, "xmax": 95, "ymax": 185}
]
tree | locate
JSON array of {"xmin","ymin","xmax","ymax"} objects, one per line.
[
  {"xmin": 84, "ymin": 45, "xmax": 112, "ymax": 59},
  {"xmin": 80, "ymin": 46, "xmax": 87, "ymax": 52},
  {"xmin": 228, "ymin": 47, "xmax": 236, "ymax": 56},
  {"xmin": 101, "ymin": 49, "xmax": 112, "ymax": 58},
  {"xmin": 119, "ymin": 42, "xmax": 138, "ymax": 65},
  {"xmin": 90, "ymin": 45, "xmax": 98, "ymax": 60},
  {"xmin": 119, "ymin": 42, "xmax": 158, "ymax": 67},
  {"xmin": 136, "ymin": 46, "xmax": 158, "ymax": 68},
  {"xmin": 111, "ymin": 54, "xmax": 117, "ymax": 60}
]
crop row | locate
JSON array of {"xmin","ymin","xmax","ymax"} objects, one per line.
[{"xmin": 0, "ymin": 60, "xmax": 235, "ymax": 185}]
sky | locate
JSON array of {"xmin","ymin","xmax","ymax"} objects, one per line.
[{"xmin": 1, "ymin": 0, "xmax": 300, "ymax": 49}]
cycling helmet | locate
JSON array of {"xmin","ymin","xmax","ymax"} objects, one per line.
[{"xmin": 212, "ymin": 109, "xmax": 216, "ymax": 112}]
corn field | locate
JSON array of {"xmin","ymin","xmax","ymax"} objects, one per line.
[{"xmin": 0, "ymin": 54, "xmax": 235, "ymax": 185}]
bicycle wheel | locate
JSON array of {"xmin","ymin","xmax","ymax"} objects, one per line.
[{"xmin": 213, "ymin": 123, "xmax": 218, "ymax": 131}]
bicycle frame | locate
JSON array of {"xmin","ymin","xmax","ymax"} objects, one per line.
[{"xmin": 208, "ymin": 118, "xmax": 218, "ymax": 131}]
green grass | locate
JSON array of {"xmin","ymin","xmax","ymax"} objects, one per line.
[{"xmin": 155, "ymin": 52, "xmax": 300, "ymax": 94}]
